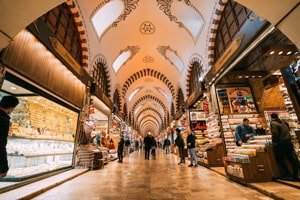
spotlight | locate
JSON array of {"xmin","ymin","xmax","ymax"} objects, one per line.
[
  {"xmin": 287, "ymin": 51, "xmax": 292, "ymax": 55},
  {"xmin": 269, "ymin": 51, "xmax": 275, "ymax": 55},
  {"xmin": 278, "ymin": 51, "xmax": 283, "ymax": 55}
]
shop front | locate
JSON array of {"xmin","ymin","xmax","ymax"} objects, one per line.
[
  {"xmin": 207, "ymin": 28, "xmax": 300, "ymax": 182},
  {"xmin": 0, "ymin": 29, "xmax": 86, "ymax": 184},
  {"xmin": 185, "ymin": 90, "xmax": 224, "ymax": 168}
]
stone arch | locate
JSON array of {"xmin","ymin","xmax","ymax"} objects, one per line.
[
  {"xmin": 186, "ymin": 55, "xmax": 205, "ymax": 96},
  {"xmin": 122, "ymin": 68, "xmax": 175, "ymax": 99},
  {"xmin": 131, "ymin": 95, "xmax": 167, "ymax": 116},
  {"xmin": 92, "ymin": 55, "xmax": 111, "ymax": 97},
  {"xmin": 135, "ymin": 107, "xmax": 163, "ymax": 126}
]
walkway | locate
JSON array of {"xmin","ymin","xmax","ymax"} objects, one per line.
[{"xmin": 33, "ymin": 150, "xmax": 274, "ymax": 200}]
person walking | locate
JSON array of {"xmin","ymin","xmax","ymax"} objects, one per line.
[
  {"xmin": 163, "ymin": 137, "xmax": 171, "ymax": 154},
  {"xmin": 174, "ymin": 128, "xmax": 185, "ymax": 165},
  {"xmin": 125, "ymin": 138, "xmax": 131, "ymax": 157},
  {"xmin": 117, "ymin": 135, "xmax": 125, "ymax": 163},
  {"xmin": 0, "ymin": 95, "xmax": 19, "ymax": 179},
  {"xmin": 187, "ymin": 127, "xmax": 198, "ymax": 167},
  {"xmin": 150, "ymin": 136, "xmax": 157, "ymax": 160},
  {"xmin": 270, "ymin": 113, "xmax": 299, "ymax": 181},
  {"xmin": 144, "ymin": 133, "xmax": 152, "ymax": 160}
]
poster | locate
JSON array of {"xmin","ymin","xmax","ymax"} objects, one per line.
[
  {"xmin": 190, "ymin": 120, "xmax": 207, "ymax": 131},
  {"xmin": 190, "ymin": 111, "xmax": 206, "ymax": 121},
  {"xmin": 217, "ymin": 87, "xmax": 257, "ymax": 114}
]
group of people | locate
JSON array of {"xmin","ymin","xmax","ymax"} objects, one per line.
[
  {"xmin": 143, "ymin": 133, "xmax": 157, "ymax": 160},
  {"xmin": 235, "ymin": 116, "xmax": 299, "ymax": 181}
]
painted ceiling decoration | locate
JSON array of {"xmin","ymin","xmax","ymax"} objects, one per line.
[
  {"xmin": 131, "ymin": 95, "xmax": 167, "ymax": 116},
  {"xmin": 157, "ymin": 45, "xmax": 184, "ymax": 72},
  {"xmin": 91, "ymin": 0, "xmax": 139, "ymax": 41},
  {"xmin": 142, "ymin": 55, "xmax": 154, "ymax": 63},
  {"xmin": 156, "ymin": 0, "xmax": 205, "ymax": 42},
  {"xmin": 140, "ymin": 21, "xmax": 156, "ymax": 34},
  {"xmin": 139, "ymin": 115, "xmax": 161, "ymax": 128},
  {"xmin": 122, "ymin": 68, "xmax": 175, "ymax": 99},
  {"xmin": 113, "ymin": 45, "xmax": 140, "ymax": 73},
  {"xmin": 135, "ymin": 107, "xmax": 163, "ymax": 126}
]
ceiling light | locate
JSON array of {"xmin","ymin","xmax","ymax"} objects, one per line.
[
  {"xmin": 295, "ymin": 51, "xmax": 299, "ymax": 55},
  {"xmin": 238, "ymin": 76, "xmax": 243, "ymax": 79},
  {"xmin": 286, "ymin": 51, "xmax": 292, "ymax": 55},
  {"xmin": 245, "ymin": 76, "xmax": 249, "ymax": 78},
  {"xmin": 269, "ymin": 51, "xmax": 275, "ymax": 55},
  {"xmin": 10, "ymin": 86, "xmax": 17, "ymax": 90},
  {"xmin": 252, "ymin": 76, "xmax": 256, "ymax": 78},
  {"xmin": 258, "ymin": 75, "xmax": 262, "ymax": 78},
  {"xmin": 278, "ymin": 51, "xmax": 283, "ymax": 55}
]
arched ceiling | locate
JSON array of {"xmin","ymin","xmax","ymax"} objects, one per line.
[
  {"xmin": 5, "ymin": 1, "xmax": 300, "ymax": 136},
  {"xmin": 75, "ymin": 0, "xmax": 217, "ymax": 136}
]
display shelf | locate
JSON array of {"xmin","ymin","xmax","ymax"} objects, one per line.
[
  {"xmin": 196, "ymin": 113, "xmax": 224, "ymax": 167},
  {"xmin": 223, "ymin": 138, "xmax": 279, "ymax": 183},
  {"xmin": 221, "ymin": 114, "xmax": 260, "ymax": 151}
]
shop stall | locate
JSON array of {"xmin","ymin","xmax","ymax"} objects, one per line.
[{"xmin": 0, "ymin": 30, "xmax": 87, "ymax": 181}]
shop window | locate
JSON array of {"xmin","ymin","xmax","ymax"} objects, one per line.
[
  {"xmin": 214, "ymin": 0, "xmax": 253, "ymax": 61},
  {"xmin": 41, "ymin": 3, "xmax": 83, "ymax": 65},
  {"xmin": 188, "ymin": 61, "xmax": 203, "ymax": 96},
  {"xmin": 0, "ymin": 77, "xmax": 78, "ymax": 182},
  {"xmin": 176, "ymin": 88, "xmax": 184, "ymax": 112},
  {"xmin": 92, "ymin": 61, "xmax": 110, "ymax": 97}
]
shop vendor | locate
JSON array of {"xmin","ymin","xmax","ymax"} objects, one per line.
[{"xmin": 235, "ymin": 118, "xmax": 255, "ymax": 146}]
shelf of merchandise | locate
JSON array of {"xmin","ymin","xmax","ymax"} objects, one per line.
[
  {"xmin": 223, "ymin": 136, "xmax": 280, "ymax": 183},
  {"xmin": 196, "ymin": 113, "xmax": 224, "ymax": 167},
  {"xmin": 221, "ymin": 114, "xmax": 260, "ymax": 151}
]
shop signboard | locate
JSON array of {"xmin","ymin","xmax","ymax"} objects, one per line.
[
  {"xmin": 213, "ymin": 35, "xmax": 244, "ymax": 75},
  {"xmin": 190, "ymin": 111, "xmax": 206, "ymax": 121},
  {"xmin": 217, "ymin": 87, "xmax": 256, "ymax": 114},
  {"xmin": 190, "ymin": 120, "xmax": 207, "ymax": 131}
]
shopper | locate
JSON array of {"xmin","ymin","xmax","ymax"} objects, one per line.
[
  {"xmin": 174, "ymin": 128, "xmax": 185, "ymax": 165},
  {"xmin": 270, "ymin": 113, "xmax": 299, "ymax": 181},
  {"xmin": 144, "ymin": 133, "xmax": 152, "ymax": 160},
  {"xmin": 125, "ymin": 138, "xmax": 131, "ymax": 156},
  {"xmin": 0, "ymin": 95, "xmax": 19, "ymax": 179},
  {"xmin": 235, "ymin": 118, "xmax": 255, "ymax": 146},
  {"xmin": 255, "ymin": 123, "xmax": 266, "ymax": 135},
  {"xmin": 163, "ymin": 137, "xmax": 171, "ymax": 154},
  {"xmin": 117, "ymin": 136, "xmax": 125, "ymax": 163},
  {"xmin": 150, "ymin": 136, "xmax": 157, "ymax": 160},
  {"xmin": 187, "ymin": 127, "xmax": 197, "ymax": 167}
]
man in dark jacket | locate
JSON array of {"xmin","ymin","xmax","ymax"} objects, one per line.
[
  {"xmin": 0, "ymin": 96, "xmax": 19, "ymax": 179},
  {"xmin": 175, "ymin": 128, "xmax": 185, "ymax": 165},
  {"xmin": 163, "ymin": 137, "xmax": 171, "ymax": 154},
  {"xmin": 187, "ymin": 127, "xmax": 197, "ymax": 167},
  {"xmin": 144, "ymin": 133, "xmax": 152, "ymax": 160},
  {"xmin": 270, "ymin": 113, "xmax": 299, "ymax": 181},
  {"xmin": 117, "ymin": 136, "xmax": 125, "ymax": 163}
]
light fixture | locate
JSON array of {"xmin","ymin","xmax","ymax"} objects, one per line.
[
  {"xmin": 278, "ymin": 51, "xmax": 283, "ymax": 55},
  {"xmin": 252, "ymin": 76, "xmax": 256, "ymax": 78},
  {"xmin": 245, "ymin": 76, "xmax": 249, "ymax": 78},
  {"xmin": 287, "ymin": 51, "xmax": 292, "ymax": 55},
  {"xmin": 10, "ymin": 86, "xmax": 17, "ymax": 90},
  {"xmin": 238, "ymin": 76, "xmax": 243, "ymax": 79},
  {"xmin": 269, "ymin": 51, "xmax": 275, "ymax": 55},
  {"xmin": 295, "ymin": 51, "xmax": 299, "ymax": 55}
]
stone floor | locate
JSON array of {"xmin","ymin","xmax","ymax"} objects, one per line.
[{"xmin": 33, "ymin": 150, "xmax": 277, "ymax": 200}]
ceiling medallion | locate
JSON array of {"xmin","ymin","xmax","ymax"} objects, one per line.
[
  {"xmin": 140, "ymin": 21, "xmax": 156, "ymax": 34},
  {"xmin": 143, "ymin": 55, "xmax": 155, "ymax": 63}
]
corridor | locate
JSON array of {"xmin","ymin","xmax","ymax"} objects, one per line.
[{"xmin": 34, "ymin": 150, "xmax": 271, "ymax": 200}]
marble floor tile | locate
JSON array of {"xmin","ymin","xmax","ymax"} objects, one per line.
[{"xmin": 33, "ymin": 150, "xmax": 296, "ymax": 200}]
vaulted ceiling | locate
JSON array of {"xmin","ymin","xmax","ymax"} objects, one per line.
[{"xmin": 75, "ymin": 0, "xmax": 217, "ymax": 136}]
